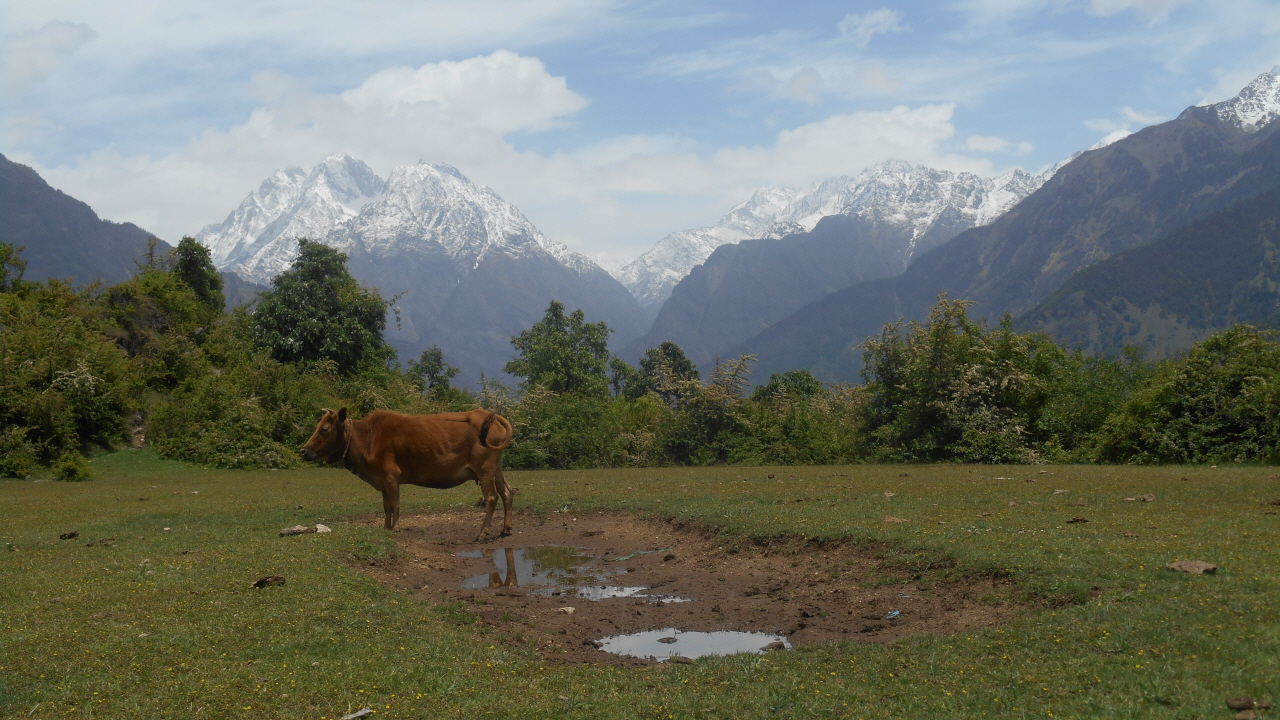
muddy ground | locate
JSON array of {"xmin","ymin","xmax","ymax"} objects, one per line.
[{"xmin": 351, "ymin": 509, "xmax": 1021, "ymax": 666}]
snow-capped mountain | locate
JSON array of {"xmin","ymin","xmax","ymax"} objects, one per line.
[
  {"xmin": 198, "ymin": 155, "xmax": 385, "ymax": 282},
  {"xmin": 200, "ymin": 155, "xmax": 599, "ymax": 284},
  {"xmin": 198, "ymin": 156, "xmax": 646, "ymax": 381},
  {"xmin": 618, "ymin": 159, "xmax": 1060, "ymax": 311},
  {"xmin": 1207, "ymin": 66, "xmax": 1280, "ymax": 132},
  {"xmin": 615, "ymin": 186, "xmax": 803, "ymax": 310}
]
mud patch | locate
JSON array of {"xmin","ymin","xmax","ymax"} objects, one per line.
[{"xmin": 354, "ymin": 510, "xmax": 1021, "ymax": 665}]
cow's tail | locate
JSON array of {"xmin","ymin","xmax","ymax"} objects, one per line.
[{"xmin": 478, "ymin": 411, "xmax": 513, "ymax": 450}]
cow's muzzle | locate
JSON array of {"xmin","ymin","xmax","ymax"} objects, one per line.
[{"xmin": 300, "ymin": 448, "xmax": 318, "ymax": 462}]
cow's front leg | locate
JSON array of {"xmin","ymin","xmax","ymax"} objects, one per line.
[
  {"xmin": 381, "ymin": 481, "xmax": 401, "ymax": 530},
  {"xmin": 475, "ymin": 473, "xmax": 499, "ymax": 542}
]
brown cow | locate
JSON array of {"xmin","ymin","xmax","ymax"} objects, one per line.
[{"xmin": 301, "ymin": 407, "xmax": 515, "ymax": 540}]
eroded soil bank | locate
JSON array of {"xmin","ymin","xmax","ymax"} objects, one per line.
[{"xmin": 351, "ymin": 509, "xmax": 1021, "ymax": 666}]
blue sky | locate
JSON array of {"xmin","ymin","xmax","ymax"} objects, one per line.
[{"xmin": 4, "ymin": 0, "xmax": 1280, "ymax": 266}]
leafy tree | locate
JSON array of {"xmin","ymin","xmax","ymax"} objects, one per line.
[
  {"xmin": 609, "ymin": 356, "xmax": 641, "ymax": 398},
  {"xmin": 1095, "ymin": 325, "xmax": 1280, "ymax": 463},
  {"xmin": 408, "ymin": 345, "xmax": 459, "ymax": 392},
  {"xmin": 751, "ymin": 369, "xmax": 824, "ymax": 402},
  {"xmin": 859, "ymin": 295, "xmax": 1070, "ymax": 463},
  {"xmin": 505, "ymin": 300, "xmax": 611, "ymax": 397},
  {"xmin": 1, "ymin": 243, "xmax": 28, "ymax": 293},
  {"xmin": 0, "ymin": 278, "xmax": 138, "ymax": 470},
  {"xmin": 252, "ymin": 239, "xmax": 391, "ymax": 375},
  {"xmin": 170, "ymin": 236, "xmax": 224, "ymax": 312},
  {"xmin": 622, "ymin": 341, "xmax": 699, "ymax": 400}
]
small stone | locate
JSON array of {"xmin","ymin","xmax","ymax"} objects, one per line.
[
  {"xmin": 1053, "ymin": 489, "xmax": 1066, "ymax": 495},
  {"xmin": 657, "ymin": 636, "xmax": 677, "ymax": 644},
  {"xmin": 340, "ymin": 710, "xmax": 374, "ymax": 720},
  {"xmin": 59, "ymin": 531, "xmax": 79, "ymax": 540},
  {"xmin": 763, "ymin": 641, "xmax": 787, "ymax": 651},
  {"xmin": 279, "ymin": 525, "xmax": 314, "ymax": 537},
  {"xmin": 558, "ymin": 695, "xmax": 570, "ymax": 701},
  {"xmin": 582, "ymin": 639, "xmax": 602, "ymax": 649},
  {"xmin": 1236, "ymin": 711, "xmax": 1257, "ymax": 720},
  {"xmin": 1140, "ymin": 493, "xmax": 1156, "ymax": 502},
  {"xmin": 883, "ymin": 491, "xmax": 896, "ymax": 498},
  {"xmin": 1125, "ymin": 497, "xmax": 1136, "ymax": 501},
  {"xmin": 767, "ymin": 474, "xmax": 775, "ymax": 479},
  {"xmin": 253, "ymin": 575, "xmax": 286, "ymax": 588},
  {"xmin": 882, "ymin": 516, "xmax": 910, "ymax": 524},
  {"xmin": 556, "ymin": 606, "xmax": 575, "ymax": 615},
  {"xmin": 1122, "ymin": 531, "xmax": 1138, "ymax": 538},
  {"xmin": 1066, "ymin": 517, "xmax": 1089, "ymax": 524},
  {"xmin": 1227, "ymin": 699, "xmax": 1257, "ymax": 712},
  {"xmin": 314, "ymin": 524, "xmax": 332, "ymax": 533},
  {"xmin": 663, "ymin": 553, "xmax": 676, "ymax": 562},
  {"xmin": 1167, "ymin": 560, "xmax": 1217, "ymax": 574},
  {"xmin": 670, "ymin": 656, "xmax": 694, "ymax": 665},
  {"xmin": 1008, "ymin": 501, "xmax": 1017, "ymax": 507}
]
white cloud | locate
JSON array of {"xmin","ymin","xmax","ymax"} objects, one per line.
[
  {"xmin": 837, "ymin": 8, "xmax": 908, "ymax": 47},
  {"xmin": 966, "ymin": 134, "xmax": 1033, "ymax": 154},
  {"xmin": 3, "ymin": 20, "xmax": 97, "ymax": 92},
  {"xmin": 30, "ymin": 54, "xmax": 993, "ymax": 261},
  {"xmin": 1119, "ymin": 106, "xmax": 1165, "ymax": 124},
  {"xmin": 1087, "ymin": 0, "xmax": 1194, "ymax": 22},
  {"xmin": 967, "ymin": 134, "xmax": 1009, "ymax": 151},
  {"xmin": 779, "ymin": 67, "xmax": 825, "ymax": 104},
  {"xmin": 1084, "ymin": 105, "xmax": 1165, "ymax": 135},
  {"xmin": 340, "ymin": 51, "xmax": 588, "ymax": 134}
]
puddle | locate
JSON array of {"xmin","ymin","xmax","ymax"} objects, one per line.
[
  {"xmin": 457, "ymin": 546, "xmax": 689, "ymax": 602},
  {"xmin": 597, "ymin": 628, "xmax": 791, "ymax": 662}
]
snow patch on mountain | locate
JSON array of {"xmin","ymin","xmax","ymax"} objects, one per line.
[
  {"xmin": 199, "ymin": 156, "xmax": 600, "ymax": 284},
  {"xmin": 1207, "ymin": 66, "xmax": 1280, "ymax": 132},
  {"xmin": 618, "ymin": 159, "xmax": 1061, "ymax": 311}
]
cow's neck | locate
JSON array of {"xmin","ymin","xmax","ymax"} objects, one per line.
[{"xmin": 339, "ymin": 418, "xmax": 362, "ymax": 472}]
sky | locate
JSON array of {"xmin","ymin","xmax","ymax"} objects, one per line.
[{"xmin": 4, "ymin": 1, "xmax": 1280, "ymax": 270}]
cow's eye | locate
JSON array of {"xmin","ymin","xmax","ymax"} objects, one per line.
[{"xmin": 321, "ymin": 426, "xmax": 330, "ymax": 433}]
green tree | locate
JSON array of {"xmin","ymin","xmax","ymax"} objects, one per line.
[
  {"xmin": 1095, "ymin": 325, "xmax": 1280, "ymax": 463},
  {"xmin": 170, "ymin": 236, "xmax": 224, "ymax": 312},
  {"xmin": 408, "ymin": 345, "xmax": 460, "ymax": 392},
  {"xmin": 625, "ymin": 341, "xmax": 699, "ymax": 400},
  {"xmin": 505, "ymin": 300, "xmax": 611, "ymax": 397},
  {"xmin": 751, "ymin": 369, "xmax": 824, "ymax": 402},
  {"xmin": 859, "ymin": 295, "xmax": 1069, "ymax": 463},
  {"xmin": 252, "ymin": 239, "xmax": 391, "ymax": 375},
  {"xmin": 1, "ymin": 243, "xmax": 28, "ymax": 293}
]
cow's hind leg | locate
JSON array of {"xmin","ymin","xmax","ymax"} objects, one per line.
[
  {"xmin": 496, "ymin": 467, "xmax": 514, "ymax": 537},
  {"xmin": 475, "ymin": 471, "xmax": 500, "ymax": 542}
]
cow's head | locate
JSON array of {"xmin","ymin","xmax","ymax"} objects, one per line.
[{"xmin": 301, "ymin": 407, "xmax": 347, "ymax": 462}]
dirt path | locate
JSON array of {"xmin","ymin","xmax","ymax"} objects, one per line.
[{"xmin": 352, "ymin": 509, "xmax": 1020, "ymax": 665}]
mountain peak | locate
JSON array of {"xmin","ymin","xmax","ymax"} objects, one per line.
[{"xmin": 1206, "ymin": 66, "xmax": 1280, "ymax": 132}]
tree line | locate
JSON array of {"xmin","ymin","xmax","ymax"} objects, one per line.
[{"xmin": 2, "ymin": 238, "xmax": 1278, "ymax": 480}]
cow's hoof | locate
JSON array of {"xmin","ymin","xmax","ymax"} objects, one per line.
[{"xmin": 498, "ymin": 529, "xmax": 512, "ymax": 538}]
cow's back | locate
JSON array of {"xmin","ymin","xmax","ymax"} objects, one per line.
[{"xmin": 360, "ymin": 409, "xmax": 494, "ymax": 483}]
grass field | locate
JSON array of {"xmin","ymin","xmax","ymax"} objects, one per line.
[{"xmin": 2, "ymin": 451, "xmax": 1278, "ymax": 719}]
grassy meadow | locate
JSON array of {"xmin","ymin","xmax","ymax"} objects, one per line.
[{"xmin": 1, "ymin": 451, "xmax": 1278, "ymax": 719}]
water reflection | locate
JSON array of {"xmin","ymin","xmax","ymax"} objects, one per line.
[
  {"xmin": 458, "ymin": 546, "xmax": 598, "ymax": 589},
  {"xmin": 456, "ymin": 546, "xmax": 688, "ymax": 602},
  {"xmin": 597, "ymin": 628, "xmax": 790, "ymax": 661}
]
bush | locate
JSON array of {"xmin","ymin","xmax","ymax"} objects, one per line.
[
  {"xmin": 0, "ymin": 279, "xmax": 139, "ymax": 462},
  {"xmin": 1095, "ymin": 325, "xmax": 1280, "ymax": 463},
  {"xmin": 53, "ymin": 450, "xmax": 94, "ymax": 482}
]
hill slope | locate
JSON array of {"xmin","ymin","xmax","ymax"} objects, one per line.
[
  {"xmin": 1019, "ymin": 185, "xmax": 1280, "ymax": 357},
  {"xmin": 741, "ymin": 68, "xmax": 1280, "ymax": 382},
  {"xmin": 0, "ymin": 154, "xmax": 167, "ymax": 285}
]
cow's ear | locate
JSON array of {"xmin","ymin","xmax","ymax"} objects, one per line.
[{"xmin": 337, "ymin": 407, "xmax": 348, "ymax": 422}]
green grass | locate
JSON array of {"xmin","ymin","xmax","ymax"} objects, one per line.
[{"xmin": 2, "ymin": 451, "xmax": 1278, "ymax": 718}]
